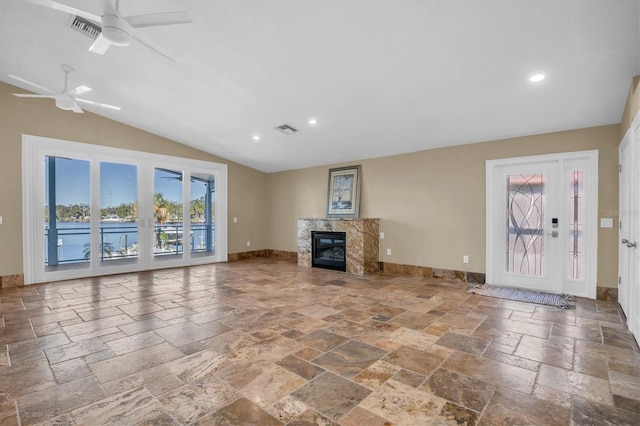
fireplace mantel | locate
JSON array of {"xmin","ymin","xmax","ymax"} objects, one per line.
[{"xmin": 297, "ymin": 218, "xmax": 380, "ymax": 275}]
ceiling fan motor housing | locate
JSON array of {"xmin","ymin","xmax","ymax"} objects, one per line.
[{"xmin": 101, "ymin": 14, "xmax": 131, "ymax": 46}]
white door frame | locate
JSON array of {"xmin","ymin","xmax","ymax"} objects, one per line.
[
  {"xmin": 22, "ymin": 134, "xmax": 228, "ymax": 284},
  {"xmin": 486, "ymin": 150, "xmax": 599, "ymax": 298}
]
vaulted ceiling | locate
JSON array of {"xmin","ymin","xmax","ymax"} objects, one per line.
[{"xmin": 1, "ymin": 0, "xmax": 638, "ymax": 172}]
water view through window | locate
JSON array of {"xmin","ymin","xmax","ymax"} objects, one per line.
[
  {"xmin": 44, "ymin": 156, "xmax": 215, "ymax": 271},
  {"xmin": 44, "ymin": 156, "xmax": 91, "ymax": 270},
  {"xmin": 100, "ymin": 161, "xmax": 138, "ymax": 265}
]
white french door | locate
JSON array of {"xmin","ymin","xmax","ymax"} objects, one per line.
[
  {"xmin": 486, "ymin": 151, "xmax": 598, "ymax": 297},
  {"xmin": 22, "ymin": 135, "xmax": 228, "ymax": 284}
]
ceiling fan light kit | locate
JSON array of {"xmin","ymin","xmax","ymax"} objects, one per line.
[
  {"xmin": 101, "ymin": 14, "xmax": 131, "ymax": 47},
  {"xmin": 54, "ymin": 94, "xmax": 76, "ymax": 111}
]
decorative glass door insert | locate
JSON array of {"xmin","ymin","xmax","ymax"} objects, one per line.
[
  {"xmin": 568, "ymin": 170, "xmax": 583, "ymax": 280},
  {"xmin": 506, "ymin": 173, "xmax": 545, "ymax": 276}
]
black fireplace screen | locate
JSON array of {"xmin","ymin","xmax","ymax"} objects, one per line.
[{"xmin": 312, "ymin": 231, "xmax": 346, "ymax": 272}]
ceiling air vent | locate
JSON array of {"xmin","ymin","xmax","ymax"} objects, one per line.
[
  {"xmin": 275, "ymin": 124, "xmax": 298, "ymax": 135},
  {"xmin": 70, "ymin": 15, "xmax": 101, "ymax": 40}
]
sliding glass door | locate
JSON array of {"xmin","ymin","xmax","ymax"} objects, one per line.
[
  {"xmin": 153, "ymin": 167, "xmax": 184, "ymax": 262},
  {"xmin": 44, "ymin": 156, "xmax": 91, "ymax": 272},
  {"xmin": 99, "ymin": 161, "xmax": 139, "ymax": 267},
  {"xmin": 190, "ymin": 173, "xmax": 216, "ymax": 258},
  {"xmin": 23, "ymin": 135, "xmax": 228, "ymax": 284}
]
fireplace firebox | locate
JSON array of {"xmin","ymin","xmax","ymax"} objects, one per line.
[{"xmin": 312, "ymin": 231, "xmax": 346, "ymax": 272}]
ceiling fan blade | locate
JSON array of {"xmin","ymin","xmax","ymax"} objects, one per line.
[
  {"xmin": 68, "ymin": 85, "xmax": 92, "ymax": 96},
  {"xmin": 131, "ymin": 34, "xmax": 175, "ymax": 61},
  {"xmin": 76, "ymin": 98, "xmax": 121, "ymax": 111},
  {"xmin": 27, "ymin": 0, "xmax": 102, "ymax": 23},
  {"xmin": 126, "ymin": 11, "xmax": 192, "ymax": 28},
  {"xmin": 13, "ymin": 94, "xmax": 55, "ymax": 98},
  {"xmin": 7, "ymin": 74, "xmax": 53, "ymax": 93},
  {"xmin": 71, "ymin": 103, "xmax": 84, "ymax": 113},
  {"xmin": 89, "ymin": 34, "xmax": 112, "ymax": 54}
]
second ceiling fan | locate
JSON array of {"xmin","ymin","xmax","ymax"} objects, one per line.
[{"xmin": 30, "ymin": 0, "xmax": 193, "ymax": 59}]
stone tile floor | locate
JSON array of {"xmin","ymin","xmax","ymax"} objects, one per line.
[{"xmin": 1, "ymin": 258, "xmax": 639, "ymax": 425}]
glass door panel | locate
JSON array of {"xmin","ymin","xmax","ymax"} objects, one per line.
[
  {"xmin": 190, "ymin": 174, "xmax": 215, "ymax": 258},
  {"xmin": 506, "ymin": 173, "xmax": 545, "ymax": 276},
  {"xmin": 154, "ymin": 168, "xmax": 184, "ymax": 260},
  {"xmin": 99, "ymin": 162, "xmax": 139, "ymax": 266},
  {"xmin": 44, "ymin": 156, "xmax": 91, "ymax": 272}
]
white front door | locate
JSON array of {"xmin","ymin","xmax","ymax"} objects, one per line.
[{"xmin": 486, "ymin": 151, "xmax": 598, "ymax": 297}]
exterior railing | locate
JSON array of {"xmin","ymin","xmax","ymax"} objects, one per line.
[{"xmin": 45, "ymin": 223, "xmax": 214, "ymax": 265}]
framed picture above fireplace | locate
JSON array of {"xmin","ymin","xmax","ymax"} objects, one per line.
[{"xmin": 326, "ymin": 165, "xmax": 361, "ymax": 218}]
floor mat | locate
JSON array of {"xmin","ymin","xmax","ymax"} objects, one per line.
[{"xmin": 468, "ymin": 284, "xmax": 575, "ymax": 310}]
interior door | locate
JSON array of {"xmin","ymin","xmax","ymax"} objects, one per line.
[
  {"xmin": 619, "ymin": 131, "xmax": 632, "ymax": 317},
  {"xmin": 623, "ymin": 118, "xmax": 640, "ymax": 343},
  {"xmin": 486, "ymin": 152, "xmax": 597, "ymax": 297}
]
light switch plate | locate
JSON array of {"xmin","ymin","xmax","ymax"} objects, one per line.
[{"xmin": 600, "ymin": 218, "xmax": 614, "ymax": 228}]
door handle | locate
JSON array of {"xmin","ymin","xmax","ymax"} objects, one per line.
[
  {"xmin": 627, "ymin": 241, "xmax": 637, "ymax": 248},
  {"xmin": 547, "ymin": 231, "xmax": 558, "ymax": 238},
  {"xmin": 622, "ymin": 239, "xmax": 629, "ymax": 244}
]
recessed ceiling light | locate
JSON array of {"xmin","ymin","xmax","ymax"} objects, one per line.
[
  {"xmin": 529, "ymin": 73, "xmax": 545, "ymax": 83},
  {"xmin": 308, "ymin": 118, "xmax": 318, "ymax": 126},
  {"xmin": 252, "ymin": 135, "xmax": 260, "ymax": 141}
]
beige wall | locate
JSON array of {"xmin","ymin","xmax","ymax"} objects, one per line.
[
  {"xmin": 0, "ymin": 81, "xmax": 269, "ymax": 276},
  {"xmin": 268, "ymin": 125, "xmax": 620, "ymax": 288}
]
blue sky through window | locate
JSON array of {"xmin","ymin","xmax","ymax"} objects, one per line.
[{"xmin": 45, "ymin": 157, "xmax": 205, "ymax": 207}]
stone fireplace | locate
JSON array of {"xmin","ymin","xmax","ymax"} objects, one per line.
[{"xmin": 297, "ymin": 218, "xmax": 379, "ymax": 275}]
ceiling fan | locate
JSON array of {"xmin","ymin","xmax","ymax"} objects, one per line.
[
  {"xmin": 29, "ymin": 0, "xmax": 193, "ymax": 59},
  {"xmin": 11, "ymin": 64, "xmax": 121, "ymax": 113}
]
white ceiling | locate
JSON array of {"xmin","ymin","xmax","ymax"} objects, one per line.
[{"xmin": 1, "ymin": 0, "xmax": 638, "ymax": 172}]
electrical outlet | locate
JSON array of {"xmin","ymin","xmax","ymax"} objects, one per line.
[
  {"xmin": 0, "ymin": 216, "xmax": 3, "ymax": 225},
  {"xmin": 380, "ymin": 232, "xmax": 385, "ymax": 239},
  {"xmin": 600, "ymin": 218, "xmax": 613, "ymax": 228},
  {"xmin": 386, "ymin": 248, "xmax": 391, "ymax": 256},
  {"xmin": 463, "ymin": 255, "xmax": 469, "ymax": 264},
  {"xmin": 246, "ymin": 240, "xmax": 251, "ymax": 247},
  {"xmin": 233, "ymin": 217, "xmax": 238, "ymax": 223}
]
